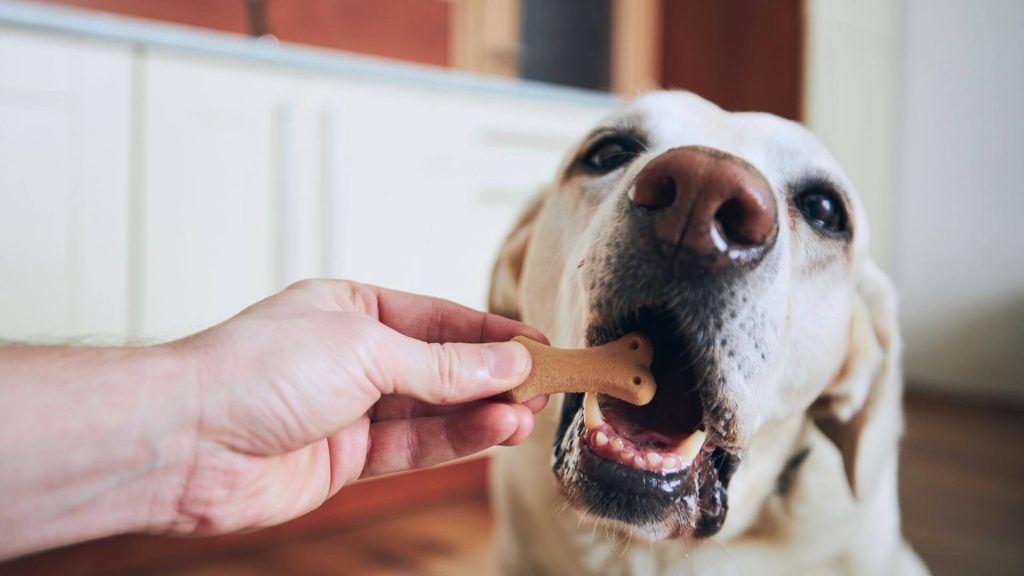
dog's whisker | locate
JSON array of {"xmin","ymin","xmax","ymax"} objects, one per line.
[{"xmin": 706, "ymin": 536, "xmax": 745, "ymax": 576}]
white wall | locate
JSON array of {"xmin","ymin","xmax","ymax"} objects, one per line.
[
  {"xmin": 806, "ymin": 0, "xmax": 1023, "ymax": 401},
  {"xmin": 893, "ymin": 0, "xmax": 1024, "ymax": 400},
  {"xmin": 805, "ymin": 0, "xmax": 897, "ymax": 271}
]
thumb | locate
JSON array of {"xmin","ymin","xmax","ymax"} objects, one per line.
[{"xmin": 370, "ymin": 329, "xmax": 533, "ymax": 405}]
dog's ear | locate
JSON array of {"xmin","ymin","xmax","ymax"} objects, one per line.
[
  {"xmin": 488, "ymin": 192, "xmax": 544, "ymax": 321},
  {"xmin": 812, "ymin": 260, "xmax": 903, "ymax": 498}
]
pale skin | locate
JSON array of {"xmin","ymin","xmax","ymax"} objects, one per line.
[{"xmin": 0, "ymin": 279, "xmax": 548, "ymax": 560}]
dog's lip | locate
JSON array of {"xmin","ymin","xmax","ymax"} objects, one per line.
[
  {"xmin": 554, "ymin": 401, "xmax": 738, "ymax": 537},
  {"xmin": 577, "ymin": 442, "xmax": 691, "ymax": 497}
]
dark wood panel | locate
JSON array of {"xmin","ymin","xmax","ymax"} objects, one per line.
[
  {"xmin": 659, "ymin": 0, "xmax": 803, "ymax": 120},
  {"xmin": 268, "ymin": 0, "xmax": 449, "ymax": 67},
  {"xmin": 34, "ymin": 0, "xmax": 451, "ymax": 67},
  {"xmin": 0, "ymin": 458, "xmax": 488, "ymax": 576},
  {"xmin": 34, "ymin": 0, "xmax": 250, "ymax": 34}
]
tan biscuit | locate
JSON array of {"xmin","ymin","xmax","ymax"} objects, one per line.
[{"xmin": 506, "ymin": 332, "xmax": 656, "ymax": 406}]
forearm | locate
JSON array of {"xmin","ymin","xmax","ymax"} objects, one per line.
[{"xmin": 0, "ymin": 343, "xmax": 198, "ymax": 559}]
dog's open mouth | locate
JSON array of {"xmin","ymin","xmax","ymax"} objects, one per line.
[
  {"xmin": 583, "ymin": 390, "xmax": 708, "ymax": 473},
  {"xmin": 553, "ymin": 307, "xmax": 739, "ymax": 538}
]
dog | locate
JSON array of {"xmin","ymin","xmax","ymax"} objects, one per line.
[{"xmin": 487, "ymin": 91, "xmax": 929, "ymax": 575}]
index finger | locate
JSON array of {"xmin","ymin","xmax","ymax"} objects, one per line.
[{"xmin": 373, "ymin": 286, "xmax": 549, "ymax": 345}]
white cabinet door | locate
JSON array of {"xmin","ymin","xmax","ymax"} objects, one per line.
[
  {"xmin": 139, "ymin": 51, "xmax": 608, "ymax": 338},
  {"xmin": 316, "ymin": 78, "xmax": 608, "ymax": 310},
  {"xmin": 138, "ymin": 52, "xmax": 316, "ymax": 339},
  {"xmin": 424, "ymin": 92, "xmax": 609, "ymax": 310},
  {"xmin": 0, "ymin": 30, "xmax": 131, "ymax": 341}
]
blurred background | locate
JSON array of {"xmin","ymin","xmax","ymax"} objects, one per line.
[{"xmin": 0, "ymin": 1, "xmax": 1020, "ymax": 575}]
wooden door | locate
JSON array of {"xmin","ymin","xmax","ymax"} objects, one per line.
[{"xmin": 659, "ymin": 0, "xmax": 804, "ymax": 120}]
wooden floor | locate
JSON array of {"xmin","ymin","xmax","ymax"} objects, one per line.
[
  {"xmin": 899, "ymin": 394, "xmax": 1024, "ymax": 576},
  {"xmin": 159, "ymin": 497, "xmax": 496, "ymax": 576},
  {"xmin": 78, "ymin": 396, "xmax": 1024, "ymax": 575}
]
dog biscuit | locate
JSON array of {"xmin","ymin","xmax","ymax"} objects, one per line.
[{"xmin": 506, "ymin": 333, "xmax": 656, "ymax": 406}]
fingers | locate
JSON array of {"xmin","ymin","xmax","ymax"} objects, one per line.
[
  {"xmin": 371, "ymin": 285, "xmax": 548, "ymax": 345},
  {"xmin": 272, "ymin": 279, "xmax": 547, "ymax": 345},
  {"xmin": 360, "ymin": 403, "xmax": 534, "ymax": 478},
  {"xmin": 521, "ymin": 394, "xmax": 549, "ymax": 414},
  {"xmin": 500, "ymin": 403, "xmax": 536, "ymax": 446},
  {"xmin": 370, "ymin": 395, "xmax": 474, "ymax": 420},
  {"xmin": 371, "ymin": 394, "xmax": 550, "ymax": 421},
  {"xmin": 370, "ymin": 328, "xmax": 533, "ymax": 404},
  {"xmin": 280, "ymin": 279, "xmax": 547, "ymax": 344}
]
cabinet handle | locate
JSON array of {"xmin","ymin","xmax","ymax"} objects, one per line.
[
  {"xmin": 321, "ymin": 103, "xmax": 343, "ymax": 278},
  {"xmin": 275, "ymin": 99, "xmax": 299, "ymax": 288}
]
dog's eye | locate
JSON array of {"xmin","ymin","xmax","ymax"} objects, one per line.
[
  {"xmin": 581, "ymin": 136, "xmax": 643, "ymax": 173},
  {"xmin": 796, "ymin": 187, "xmax": 848, "ymax": 234}
]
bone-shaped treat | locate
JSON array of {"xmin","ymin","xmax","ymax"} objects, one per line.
[{"xmin": 505, "ymin": 332, "xmax": 656, "ymax": 406}]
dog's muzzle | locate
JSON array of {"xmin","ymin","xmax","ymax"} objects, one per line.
[{"xmin": 551, "ymin": 147, "xmax": 777, "ymax": 538}]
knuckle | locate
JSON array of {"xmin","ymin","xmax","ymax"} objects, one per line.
[
  {"xmin": 286, "ymin": 278, "xmax": 320, "ymax": 292},
  {"xmin": 339, "ymin": 280, "xmax": 379, "ymax": 315},
  {"xmin": 403, "ymin": 426, "xmax": 422, "ymax": 469},
  {"xmin": 440, "ymin": 418, "xmax": 461, "ymax": 461},
  {"xmin": 427, "ymin": 343, "xmax": 463, "ymax": 404}
]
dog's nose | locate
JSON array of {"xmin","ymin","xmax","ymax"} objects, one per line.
[{"xmin": 630, "ymin": 146, "xmax": 777, "ymax": 267}]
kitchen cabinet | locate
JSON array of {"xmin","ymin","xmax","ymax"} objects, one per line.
[
  {"xmin": 138, "ymin": 52, "xmax": 294, "ymax": 338},
  {"xmin": 0, "ymin": 29, "xmax": 131, "ymax": 341},
  {"xmin": 138, "ymin": 54, "xmax": 606, "ymax": 339},
  {"xmin": 0, "ymin": 10, "xmax": 611, "ymax": 342},
  {"xmin": 312, "ymin": 77, "xmax": 602, "ymax": 311}
]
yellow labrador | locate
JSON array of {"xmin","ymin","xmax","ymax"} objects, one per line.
[{"xmin": 488, "ymin": 92, "xmax": 929, "ymax": 575}]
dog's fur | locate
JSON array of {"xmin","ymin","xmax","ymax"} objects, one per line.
[{"xmin": 488, "ymin": 92, "xmax": 929, "ymax": 575}]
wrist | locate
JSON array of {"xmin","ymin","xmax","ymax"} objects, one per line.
[
  {"xmin": 137, "ymin": 340, "xmax": 204, "ymax": 534},
  {"xmin": 55, "ymin": 342, "xmax": 204, "ymax": 537}
]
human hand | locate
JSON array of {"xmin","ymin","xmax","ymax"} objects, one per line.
[{"xmin": 165, "ymin": 279, "xmax": 547, "ymax": 535}]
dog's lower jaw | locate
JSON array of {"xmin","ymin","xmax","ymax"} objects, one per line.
[{"xmin": 551, "ymin": 398, "xmax": 738, "ymax": 541}]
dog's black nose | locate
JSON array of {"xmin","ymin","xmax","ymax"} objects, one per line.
[{"xmin": 630, "ymin": 146, "xmax": 777, "ymax": 268}]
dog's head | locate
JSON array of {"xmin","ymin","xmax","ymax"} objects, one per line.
[{"xmin": 490, "ymin": 92, "xmax": 898, "ymax": 540}]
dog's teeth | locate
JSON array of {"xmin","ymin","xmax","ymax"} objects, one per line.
[
  {"xmin": 633, "ymin": 455, "xmax": 646, "ymax": 468},
  {"xmin": 621, "ymin": 449, "xmax": 635, "ymax": 462},
  {"xmin": 594, "ymin": 431, "xmax": 609, "ymax": 447},
  {"xmin": 582, "ymin": 393, "xmax": 605, "ymax": 429},
  {"xmin": 675, "ymin": 429, "xmax": 707, "ymax": 464},
  {"xmin": 610, "ymin": 437, "xmax": 624, "ymax": 452},
  {"xmin": 646, "ymin": 452, "xmax": 662, "ymax": 467},
  {"xmin": 662, "ymin": 455, "xmax": 681, "ymax": 471}
]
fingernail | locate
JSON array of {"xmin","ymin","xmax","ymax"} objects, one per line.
[{"xmin": 482, "ymin": 342, "xmax": 530, "ymax": 381}]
